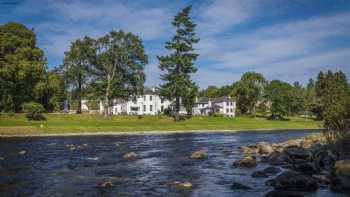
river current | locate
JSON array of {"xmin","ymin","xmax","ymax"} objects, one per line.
[{"xmin": 0, "ymin": 130, "xmax": 345, "ymax": 197}]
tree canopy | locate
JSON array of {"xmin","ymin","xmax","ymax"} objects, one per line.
[
  {"xmin": 89, "ymin": 30, "xmax": 148, "ymax": 116},
  {"xmin": 0, "ymin": 22, "xmax": 46, "ymax": 112}
]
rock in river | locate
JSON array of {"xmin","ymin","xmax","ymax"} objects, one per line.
[
  {"xmin": 231, "ymin": 181, "xmax": 251, "ymax": 190},
  {"xmin": 173, "ymin": 181, "xmax": 192, "ymax": 189},
  {"xmin": 233, "ymin": 156, "xmax": 257, "ymax": 168},
  {"xmin": 18, "ymin": 150, "xmax": 26, "ymax": 155},
  {"xmin": 266, "ymin": 171, "xmax": 319, "ymax": 192},
  {"xmin": 265, "ymin": 190, "xmax": 304, "ymax": 197},
  {"xmin": 330, "ymin": 159, "xmax": 350, "ymax": 193},
  {"xmin": 123, "ymin": 152, "xmax": 138, "ymax": 160},
  {"xmin": 190, "ymin": 150, "xmax": 207, "ymax": 159},
  {"xmin": 284, "ymin": 146, "xmax": 311, "ymax": 161},
  {"xmin": 98, "ymin": 181, "xmax": 113, "ymax": 188},
  {"xmin": 257, "ymin": 142, "xmax": 274, "ymax": 155},
  {"xmin": 253, "ymin": 167, "xmax": 282, "ymax": 178},
  {"xmin": 263, "ymin": 166, "xmax": 281, "ymax": 175},
  {"xmin": 252, "ymin": 170, "xmax": 269, "ymax": 178}
]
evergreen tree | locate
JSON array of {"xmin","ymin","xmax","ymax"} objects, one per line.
[
  {"xmin": 316, "ymin": 70, "xmax": 350, "ymax": 132},
  {"xmin": 158, "ymin": 6, "xmax": 199, "ymax": 120}
]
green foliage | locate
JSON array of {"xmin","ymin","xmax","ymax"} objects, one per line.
[
  {"xmin": 61, "ymin": 37, "xmax": 95, "ymax": 114},
  {"xmin": 87, "ymin": 100, "xmax": 99, "ymax": 110},
  {"xmin": 265, "ymin": 80, "xmax": 294, "ymax": 118},
  {"xmin": 0, "ymin": 22, "xmax": 46, "ymax": 112},
  {"xmin": 23, "ymin": 102, "xmax": 46, "ymax": 120},
  {"xmin": 158, "ymin": 6, "xmax": 199, "ymax": 120},
  {"xmin": 34, "ymin": 69, "xmax": 66, "ymax": 112},
  {"xmin": 315, "ymin": 71, "xmax": 350, "ymax": 132},
  {"xmin": 233, "ymin": 72, "xmax": 266, "ymax": 115},
  {"xmin": 90, "ymin": 30, "xmax": 148, "ymax": 116}
]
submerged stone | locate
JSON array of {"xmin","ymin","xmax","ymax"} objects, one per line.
[{"xmin": 231, "ymin": 181, "xmax": 251, "ymax": 190}]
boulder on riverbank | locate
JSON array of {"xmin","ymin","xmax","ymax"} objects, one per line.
[
  {"xmin": 330, "ymin": 160, "xmax": 350, "ymax": 193},
  {"xmin": 252, "ymin": 166, "xmax": 281, "ymax": 178},
  {"xmin": 257, "ymin": 142, "xmax": 274, "ymax": 155},
  {"xmin": 233, "ymin": 156, "xmax": 257, "ymax": 168},
  {"xmin": 266, "ymin": 171, "xmax": 319, "ymax": 192},
  {"xmin": 190, "ymin": 150, "xmax": 207, "ymax": 159}
]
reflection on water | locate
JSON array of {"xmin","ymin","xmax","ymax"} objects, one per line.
[{"xmin": 0, "ymin": 130, "xmax": 344, "ymax": 196}]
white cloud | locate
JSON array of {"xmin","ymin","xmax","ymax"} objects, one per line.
[{"xmin": 195, "ymin": 11, "xmax": 350, "ymax": 87}]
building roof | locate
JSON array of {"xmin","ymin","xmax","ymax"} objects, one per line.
[
  {"xmin": 196, "ymin": 97, "xmax": 210, "ymax": 104},
  {"xmin": 212, "ymin": 96, "xmax": 233, "ymax": 103},
  {"xmin": 143, "ymin": 87, "xmax": 159, "ymax": 95},
  {"xmin": 195, "ymin": 96, "xmax": 234, "ymax": 104}
]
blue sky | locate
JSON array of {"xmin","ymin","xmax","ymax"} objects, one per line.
[{"xmin": 1, "ymin": 0, "xmax": 350, "ymax": 88}]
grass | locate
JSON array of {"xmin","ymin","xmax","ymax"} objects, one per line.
[{"xmin": 0, "ymin": 113, "xmax": 322, "ymax": 135}]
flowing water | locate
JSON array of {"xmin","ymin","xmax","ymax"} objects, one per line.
[{"xmin": 0, "ymin": 130, "xmax": 345, "ymax": 197}]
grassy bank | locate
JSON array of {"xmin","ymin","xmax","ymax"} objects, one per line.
[{"xmin": 0, "ymin": 113, "xmax": 322, "ymax": 136}]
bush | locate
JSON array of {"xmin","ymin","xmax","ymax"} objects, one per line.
[
  {"xmin": 212, "ymin": 113, "xmax": 224, "ymax": 117},
  {"xmin": 23, "ymin": 102, "xmax": 46, "ymax": 121}
]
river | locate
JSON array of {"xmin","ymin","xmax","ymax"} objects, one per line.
[{"xmin": 0, "ymin": 130, "xmax": 345, "ymax": 196}]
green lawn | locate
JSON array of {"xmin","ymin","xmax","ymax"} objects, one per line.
[{"xmin": 0, "ymin": 113, "xmax": 322, "ymax": 135}]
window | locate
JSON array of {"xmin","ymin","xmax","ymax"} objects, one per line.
[
  {"xmin": 130, "ymin": 107, "xmax": 138, "ymax": 111},
  {"xmin": 161, "ymin": 98, "xmax": 164, "ymax": 104},
  {"xmin": 143, "ymin": 96, "xmax": 146, "ymax": 101},
  {"xmin": 230, "ymin": 108, "xmax": 233, "ymax": 113},
  {"xmin": 226, "ymin": 109, "xmax": 229, "ymax": 113},
  {"xmin": 143, "ymin": 105, "xmax": 146, "ymax": 111},
  {"xmin": 150, "ymin": 95, "xmax": 152, "ymax": 101},
  {"xmin": 161, "ymin": 106, "xmax": 164, "ymax": 112},
  {"xmin": 226, "ymin": 101, "xmax": 229, "ymax": 106},
  {"xmin": 150, "ymin": 105, "xmax": 153, "ymax": 111}
]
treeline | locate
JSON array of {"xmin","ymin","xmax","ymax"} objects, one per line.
[
  {"xmin": 199, "ymin": 71, "xmax": 350, "ymax": 121},
  {"xmin": 1, "ymin": 6, "xmax": 349, "ymax": 126}
]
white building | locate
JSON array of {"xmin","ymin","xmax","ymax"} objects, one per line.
[
  {"xmin": 98, "ymin": 88, "xmax": 236, "ymax": 117},
  {"xmin": 192, "ymin": 96, "xmax": 236, "ymax": 117},
  {"xmin": 99, "ymin": 88, "xmax": 171, "ymax": 115}
]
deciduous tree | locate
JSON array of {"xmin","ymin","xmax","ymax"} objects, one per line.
[{"xmin": 89, "ymin": 31, "xmax": 147, "ymax": 116}]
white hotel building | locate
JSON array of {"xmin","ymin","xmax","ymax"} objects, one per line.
[{"xmin": 98, "ymin": 88, "xmax": 236, "ymax": 117}]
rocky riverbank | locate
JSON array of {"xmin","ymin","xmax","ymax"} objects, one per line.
[{"xmin": 235, "ymin": 133, "xmax": 350, "ymax": 196}]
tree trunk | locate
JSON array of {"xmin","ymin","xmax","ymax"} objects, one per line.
[
  {"xmin": 76, "ymin": 74, "xmax": 82, "ymax": 114},
  {"xmin": 174, "ymin": 96, "xmax": 180, "ymax": 121},
  {"xmin": 104, "ymin": 77, "xmax": 111, "ymax": 117}
]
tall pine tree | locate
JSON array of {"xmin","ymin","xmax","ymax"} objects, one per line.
[{"xmin": 158, "ymin": 6, "xmax": 199, "ymax": 120}]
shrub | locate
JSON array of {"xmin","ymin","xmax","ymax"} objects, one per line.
[
  {"xmin": 23, "ymin": 102, "xmax": 46, "ymax": 121},
  {"xmin": 212, "ymin": 113, "xmax": 224, "ymax": 117}
]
